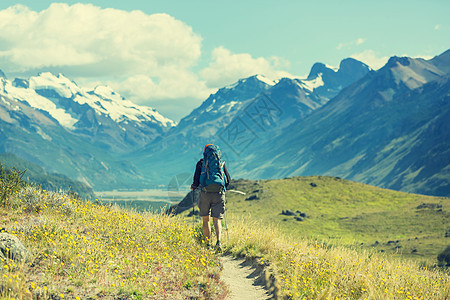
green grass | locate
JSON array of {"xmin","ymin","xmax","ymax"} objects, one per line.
[
  {"xmin": 224, "ymin": 176, "xmax": 449, "ymax": 265},
  {"xmin": 221, "ymin": 217, "xmax": 449, "ymax": 299},
  {"xmin": 0, "ymin": 153, "xmax": 94, "ymax": 200},
  {"xmin": 0, "ymin": 186, "xmax": 225, "ymax": 299},
  {"xmin": 1, "ymin": 176, "xmax": 449, "ymax": 299}
]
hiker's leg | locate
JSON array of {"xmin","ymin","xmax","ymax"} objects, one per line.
[
  {"xmin": 210, "ymin": 192, "xmax": 225, "ymax": 245},
  {"xmin": 198, "ymin": 191, "xmax": 212, "ymax": 244},
  {"xmin": 212, "ymin": 217, "xmax": 222, "ymax": 243},
  {"xmin": 202, "ymin": 216, "xmax": 211, "ymax": 244}
]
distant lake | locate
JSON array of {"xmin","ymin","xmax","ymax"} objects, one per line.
[{"xmin": 95, "ymin": 188, "xmax": 190, "ymax": 213}]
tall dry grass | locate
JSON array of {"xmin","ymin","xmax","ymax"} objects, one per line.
[
  {"xmin": 1, "ymin": 185, "xmax": 225, "ymax": 299},
  {"xmin": 1, "ymin": 183, "xmax": 448, "ymax": 299},
  {"xmin": 224, "ymin": 216, "xmax": 449, "ymax": 299}
]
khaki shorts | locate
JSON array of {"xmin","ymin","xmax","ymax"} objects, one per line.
[{"xmin": 198, "ymin": 191, "xmax": 225, "ymax": 219}]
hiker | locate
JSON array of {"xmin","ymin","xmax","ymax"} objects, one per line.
[{"xmin": 191, "ymin": 144, "xmax": 231, "ymax": 251}]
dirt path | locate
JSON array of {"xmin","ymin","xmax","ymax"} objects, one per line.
[{"xmin": 221, "ymin": 255, "xmax": 272, "ymax": 300}]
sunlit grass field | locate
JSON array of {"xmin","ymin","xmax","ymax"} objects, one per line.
[
  {"xmin": 1, "ymin": 186, "xmax": 224, "ymax": 299},
  {"xmin": 223, "ymin": 218, "xmax": 449, "ymax": 299},
  {"xmin": 224, "ymin": 176, "xmax": 450, "ymax": 266},
  {"xmin": 1, "ymin": 178, "xmax": 449, "ymax": 299}
]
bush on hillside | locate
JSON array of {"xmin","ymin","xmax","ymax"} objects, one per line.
[
  {"xmin": 0, "ymin": 163, "xmax": 26, "ymax": 206},
  {"xmin": 0, "ymin": 154, "xmax": 94, "ymax": 199},
  {"xmin": 437, "ymin": 245, "xmax": 450, "ymax": 267}
]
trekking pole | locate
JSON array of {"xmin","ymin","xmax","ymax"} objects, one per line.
[
  {"xmin": 222, "ymin": 190, "xmax": 242, "ymax": 240},
  {"xmin": 223, "ymin": 204, "xmax": 229, "ymax": 241},
  {"xmin": 192, "ymin": 189, "xmax": 195, "ymax": 234},
  {"xmin": 227, "ymin": 189, "xmax": 246, "ymax": 195}
]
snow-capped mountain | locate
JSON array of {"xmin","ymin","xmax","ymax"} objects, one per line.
[
  {"xmin": 3, "ymin": 50, "xmax": 448, "ymax": 197},
  {"xmin": 305, "ymin": 58, "xmax": 372, "ymax": 98},
  {"xmin": 0, "ymin": 89, "xmax": 148, "ymax": 190},
  {"xmin": 131, "ymin": 58, "xmax": 371, "ymax": 185},
  {"xmin": 0, "ymin": 71, "xmax": 174, "ymax": 189},
  {"xmin": 166, "ymin": 59, "xmax": 370, "ymax": 142},
  {"xmin": 232, "ymin": 49, "xmax": 450, "ymax": 196},
  {"xmin": 1, "ymin": 72, "xmax": 174, "ymax": 152}
]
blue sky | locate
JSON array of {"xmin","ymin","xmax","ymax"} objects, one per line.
[{"xmin": 0, "ymin": 0, "xmax": 449, "ymax": 120}]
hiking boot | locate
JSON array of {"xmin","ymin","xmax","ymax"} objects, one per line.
[{"xmin": 215, "ymin": 241, "xmax": 222, "ymax": 253}]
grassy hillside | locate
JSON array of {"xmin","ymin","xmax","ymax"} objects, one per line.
[
  {"xmin": 0, "ymin": 185, "xmax": 224, "ymax": 299},
  {"xmin": 0, "ymin": 153, "xmax": 94, "ymax": 199},
  {"xmin": 1, "ymin": 175, "xmax": 448, "ymax": 299},
  {"xmin": 223, "ymin": 176, "xmax": 449, "ymax": 265}
]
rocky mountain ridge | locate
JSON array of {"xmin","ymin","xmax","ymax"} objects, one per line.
[
  {"xmin": 131, "ymin": 58, "xmax": 372, "ymax": 186},
  {"xmin": 231, "ymin": 50, "xmax": 450, "ymax": 196},
  {"xmin": 0, "ymin": 72, "xmax": 174, "ymax": 189},
  {"xmin": 1, "ymin": 50, "xmax": 449, "ymax": 196}
]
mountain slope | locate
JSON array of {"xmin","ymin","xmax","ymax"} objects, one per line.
[
  {"xmin": 3, "ymin": 72, "xmax": 174, "ymax": 152},
  {"xmin": 217, "ymin": 176, "xmax": 449, "ymax": 263},
  {"xmin": 132, "ymin": 59, "xmax": 370, "ymax": 185},
  {"xmin": 2, "ymin": 181, "xmax": 447, "ymax": 299},
  {"xmin": 0, "ymin": 72, "xmax": 174, "ymax": 189},
  {"xmin": 307, "ymin": 57, "xmax": 372, "ymax": 98},
  {"xmin": 233, "ymin": 50, "xmax": 450, "ymax": 196},
  {"xmin": 0, "ymin": 95, "xmax": 147, "ymax": 190},
  {"xmin": 0, "ymin": 153, "xmax": 94, "ymax": 199},
  {"xmin": 3, "ymin": 50, "xmax": 448, "ymax": 196},
  {"xmin": 130, "ymin": 75, "xmax": 276, "ymax": 183}
]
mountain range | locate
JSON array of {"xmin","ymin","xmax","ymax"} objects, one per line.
[
  {"xmin": 233, "ymin": 53, "xmax": 450, "ymax": 196},
  {"xmin": 0, "ymin": 71, "xmax": 174, "ymax": 189},
  {"xmin": 0, "ymin": 49, "xmax": 449, "ymax": 196}
]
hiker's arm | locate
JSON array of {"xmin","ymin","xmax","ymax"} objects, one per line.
[
  {"xmin": 191, "ymin": 159, "xmax": 202, "ymax": 190},
  {"xmin": 224, "ymin": 163, "xmax": 231, "ymax": 188}
]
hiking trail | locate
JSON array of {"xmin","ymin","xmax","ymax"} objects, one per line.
[{"xmin": 221, "ymin": 255, "xmax": 271, "ymax": 299}]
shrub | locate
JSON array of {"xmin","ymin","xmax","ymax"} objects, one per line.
[
  {"xmin": 0, "ymin": 163, "xmax": 26, "ymax": 206},
  {"xmin": 437, "ymin": 246, "xmax": 450, "ymax": 267}
]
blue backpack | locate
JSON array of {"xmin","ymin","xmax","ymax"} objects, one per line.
[{"xmin": 200, "ymin": 145, "xmax": 226, "ymax": 192}]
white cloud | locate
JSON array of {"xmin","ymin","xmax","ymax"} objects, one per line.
[
  {"xmin": 200, "ymin": 46, "xmax": 292, "ymax": 88},
  {"xmin": 113, "ymin": 70, "xmax": 211, "ymax": 104},
  {"xmin": 0, "ymin": 4, "xmax": 203, "ymax": 73},
  {"xmin": 337, "ymin": 37, "xmax": 366, "ymax": 50},
  {"xmin": 108, "ymin": 71, "xmax": 213, "ymax": 121},
  {"xmin": 0, "ymin": 3, "xmax": 295, "ymax": 120},
  {"xmin": 414, "ymin": 55, "xmax": 433, "ymax": 60},
  {"xmin": 0, "ymin": 3, "xmax": 207, "ymax": 119},
  {"xmin": 351, "ymin": 50, "xmax": 390, "ymax": 70}
]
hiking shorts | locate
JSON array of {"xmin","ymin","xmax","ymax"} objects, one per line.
[{"xmin": 198, "ymin": 191, "xmax": 225, "ymax": 219}]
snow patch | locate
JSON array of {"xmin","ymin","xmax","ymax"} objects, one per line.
[
  {"xmin": 34, "ymin": 125, "xmax": 52, "ymax": 141},
  {"xmin": 71, "ymin": 85, "xmax": 175, "ymax": 127},
  {"xmin": 225, "ymin": 75, "xmax": 275, "ymax": 90},
  {"xmin": 93, "ymin": 85, "xmax": 123, "ymax": 102},
  {"xmin": 325, "ymin": 64, "xmax": 339, "ymax": 72},
  {"xmin": 218, "ymin": 101, "xmax": 240, "ymax": 113},
  {"xmin": 3, "ymin": 81, "xmax": 78, "ymax": 128},
  {"xmin": 0, "ymin": 78, "xmax": 6, "ymax": 91},
  {"xmin": 1, "ymin": 71, "xmax": 176, "ymax": 129},
  {"xmin": 224, "ymin": 81, "xmax": 239, "ymax": 90},
  {"xmin": 299, "ymin": 73, "xmax": 325, "ymax": 92},
  {"xmin": 255, "ymin": 74, "xmax": 276, "ymax": 86},
  {"xmin": 29, "ymin": 72, "xmax": 81, "ymax": 98}
]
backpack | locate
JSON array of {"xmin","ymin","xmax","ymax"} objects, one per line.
[{"xmin": 200, "ymin": 145, "xmax": 226, "ymax": 192}]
